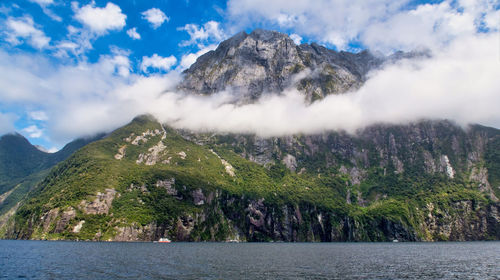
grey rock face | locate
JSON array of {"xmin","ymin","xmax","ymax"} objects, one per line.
[{"xmin": 179, "ymin": 29, "xmax": 386, "ymax": 102}]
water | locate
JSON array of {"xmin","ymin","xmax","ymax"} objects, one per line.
[{"xmin": 1, "ymin": 240, "xmax": 499, "ymax": 279}]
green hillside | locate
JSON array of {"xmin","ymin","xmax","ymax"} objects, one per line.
[
  {"xmin": 3, "ymin": 116, "xmax": 498, "ymax": 241},
  {"xmin": 0, "ymin": 133, "xmax": 101, "ymax": 221}
]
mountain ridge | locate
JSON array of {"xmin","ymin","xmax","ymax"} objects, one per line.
[
  {"xmin": 179, "ymin": 29, "xmax": 427, "ymax": 103},
  {"xmin": 0, "ymin": 133, "xmax": 103, "ymax": 228}
]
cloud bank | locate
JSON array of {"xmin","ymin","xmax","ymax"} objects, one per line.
[
  {"xmin": 152, "ymin": 33, "xmax": 500, "ymax": 136},
  {"xmin": 0, "ymin": 0, "xmax": 498, "ymax": 146},
  {"xmin": 226, "ymin": 0, "xmax": 499, "ymax": 52},
  {"xmin": 1, "ymin": 31, "xmax": 497, "ymax": 144}
]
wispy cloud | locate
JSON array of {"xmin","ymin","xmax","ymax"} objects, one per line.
[
  {"xmin": 29, "ymin": 111, "xmax": 49, "ymax": 121},
  {"xmin": 178, "ymin": 44, "xmax": 217, "ymax": 70},
  {"xmin": 3, "ymin": 16, "xmax": 51, "ymax": 49},
  {"xmin": 22, "ymin": 125, "xmax": 43, "ymax": 138},
  {"xmin": 178, "ymin": 21, "xmax": 225, "ymax": 47}
]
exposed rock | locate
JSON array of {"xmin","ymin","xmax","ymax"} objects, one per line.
[
  {"xmin": 179, "ymin": 29, "xmax": 386, "ymax": 102},
  {"xmin": 114, "ymin": 223, "xmax": 157, "ymax": 242},
  {"xmin": 127, "ymin": 129, "xmax": 163, "ymax": 145},
  {"xmin": 339, "ymin": 166, "xmax": 365, "ymax": 186},
  {"xmin": 210, "ymin": 149, "xmax": 235, "ymax": 176},
  {"xmin": 176, "ymin": 215, "xmax": 195, "ymax": 240},
  {"xmin": 72, "ymin": 220, "xmax": 85, "ymax": 233},
  {"xmin": 440, "ymin": 155, "xmax": 455, "ymax": 178},
  {"xmin": 79, "ymin": 189, "xmax": 117, "ymax": 215},
  {"xmin": 54, "ymin": 207, "xmax": 76, "ymax": 233},
  {"xmin": 114, "ymin": 145, "xmax": 126, "ymax": 160},
  {"xmin": 177, "ymin": 151, "xmax": 187, "ymax": 159},
  {"xmin": 282, "ymin": 154, "xmax": 297, "ymax": 172},
  {"xmin": 41, "ymin": 208, "xmax": 59, "ymax": 231},
  {"xmin": 423, "ymin": 150, "xmax": 437, "ymax": 173},
  {"xmin": 247, "ymin": 199, "xmax": 266, "ymax": 228},
  {"xmin": 156, "ymin": 179, "xmax": 177, "ymax": 195},
  {"xmin": 192, "ymin": 188, "xmax": 205, "ymax": 205},
  {"xmin": 128, "ymin": 183, "xmax": 149, "ymax": 194},
  {"xmin": 470, "ymin": 166, "xmax": 498, "ymax": 201},
  {"xmin": 136, "ymin": 141, "xmax": 167, "ymax": 165},
  {"xmin": 0, "ymin": 188, "xmax": 15, "ymax": 204},
  {"xmin": 221, "ymin": 159, "xmax": 235, "ymax": 177}
]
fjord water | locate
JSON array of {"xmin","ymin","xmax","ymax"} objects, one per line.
[{"xmin": 1, "ymin": 241, "xmax": 499, "ymax": 279}]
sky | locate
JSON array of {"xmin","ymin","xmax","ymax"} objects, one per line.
[{"xmin": 0, "ymin": 0, "xmax": 499, "ymax": 151}]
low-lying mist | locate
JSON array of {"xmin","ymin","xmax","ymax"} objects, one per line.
[
  {"xmin": 152, "ymin": 33, "xmax": 500, "ymax": 136},
  {"xmin": 0, "ymin": 33, "xmax": 498, "ymax": 145}
]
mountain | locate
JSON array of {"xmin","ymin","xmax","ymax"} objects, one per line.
[
  {"xmin": 1, "ymin": 30, "xmax": 499, "ymax": 241},
  {"xmin": 0, "ymin": 133, "xmax": 102, "ymax": 228},
  {"xmin": 179, "ymin": 29, "xmax": 424, "ymax": 102}
]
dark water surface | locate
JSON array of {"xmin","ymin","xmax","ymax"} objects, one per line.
[{"xmin": 1, "ymin": 240, "xmax": 499, "ymax": 279}]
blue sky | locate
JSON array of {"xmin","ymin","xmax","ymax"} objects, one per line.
[{"xmin": 0, "ymin": 0, "xmax": 499, "ymax": 151}]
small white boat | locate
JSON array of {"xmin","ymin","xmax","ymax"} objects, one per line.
[
  {"xmin": 392, "ymin": 239, "xmax": 399, "ymax": 243},
  {"xmin": 157, "ymin": 237, "xmax": 171, "ymax": 243}
]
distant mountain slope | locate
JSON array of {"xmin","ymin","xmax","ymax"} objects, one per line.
[
  {"xmin": 0, "ymin": 133, "xmax": 102, "ymax": 221},
  {"xmin": 0, "ymin": 133, "xmax": 50, "ymax": 194}
]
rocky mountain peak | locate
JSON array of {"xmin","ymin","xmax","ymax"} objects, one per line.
[{"xmin": 179, "ymin": 29, "xmax": 385, "ymax": 102}]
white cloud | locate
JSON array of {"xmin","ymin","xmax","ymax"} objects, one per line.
[
  {"xmin": 22, "ymin": 125, "xmax": 43, "ymax": 138},
  {"xmin": 179, "ymin": 21, "xmax": 225, "ymax": 46},
  {"xmin": 29, "ymin": 0, "xmax": 54, "ymax": 5},
  {"xmin": 0, "ymin": 20, "xmax": 499, "ymax": 144},
  {"xmin": 361, "ymin": 1, "xmax": 477, "ymax": 53},
  {"xmin": 226, "ymin": 0, "xmax": 499, "ymax": 52},
  {"xmin": 289, "ymin": 33, "xmax": 302, "ymax": 45},
  {"xmin": 47, "ymin": 147, "xmax": 59, "ymax": 153},
  {"xmin": 141, "ymin": 54, "xmax": 177, "ymax": 73},
  {"xmin": 29, "ymin": 0, "xmax": 62, "ymax": 21},
  {"xmin": 142, "ymin": 8, "xmax": 169, "ymax": 29},
  {"xmin": 54, "ymin": 25, "xmax": 95, "ymax": 57},
  {"xmin": 4, "ymin": 16, "xmax": 51, "ymax": 49},
  {"xmin": 29, "ymin": 111, "xmax": 49, "ymax": 121},
  {"xmin": 150, "ymin": 33, "xmax": 500, "ymax": 136},
  {"xmin": 227, "ymin": 0, "xmax": 407, "ymax": 49},
  {"xmin": 0, "ymin": 112, "xmax": 16, "ymax": 136},
  {"xmin": 484, "ymin": 9, "xmax": 500, "ymax": 31},
  {"xmin": 74, "ymin": 2, "xmax": 126, "ymax": 34},
  {"xmin": 99, "ymin": 49, "xmax": 131, "ymax": 77},
  {"xmin": 178, "ymin": 44, "xmax": 217, "ymax": 70},
  {"xmin": 126, "ymin": 27, "xmax": 141, "ymax": 40}
]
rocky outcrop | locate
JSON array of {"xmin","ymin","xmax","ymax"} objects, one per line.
[
  {"xmin": 79, "ymin": 189, "xmax": 117, "ymax": 215},
  {"xmin": 136, "ymin": 141, "xmax": 167, "ymax": 165},
  {"xmin": 179, "ymin": 29, "xmax": 386, "ymax": 102},
  {"xmin": 423, "ymin": 201, "xmax": 500, "ymax": 241}
]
